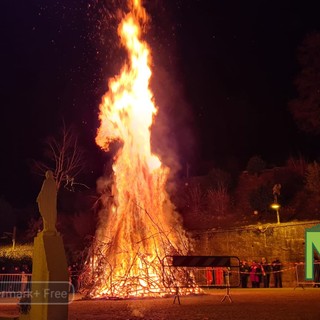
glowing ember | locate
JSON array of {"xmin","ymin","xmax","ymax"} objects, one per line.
[{"xmin": 84, "ymin": 0, "xmax": 199, "ymax": 298}]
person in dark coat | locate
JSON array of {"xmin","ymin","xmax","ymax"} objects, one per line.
[
  {"xmin": 261, "ymin": 257, "xmax": 271, "ymax": 288},
  {"xmin": 272, "ymin": 258, "xmax": 282, "ymax": 288},
  {"xmin": 240, "ymin": 260, "xmax": 250, "ymax": 288}
]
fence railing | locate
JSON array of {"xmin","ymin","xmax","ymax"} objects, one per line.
[{"xmin": 0, "ymin": 273, "xmax": 32, "ymax": 296}]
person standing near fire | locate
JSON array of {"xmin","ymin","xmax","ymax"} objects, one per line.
[
  {"xmin": 20, "ymin": 271, "xmax": 28, "ymax": 293},
  {"xmin": 261, "ymin": 257, "xmax": 271, "ymax": 288},
  {"xmin": 272, "ymin": 258, "xmax": 283, "ymax": 288},
  {"xmin": 240, "ymin": 260, "xmax": 250, "ymax": 288},
  {"xmin": 250, "ymin": 261, "xmax": 261, "ymax": 288}
]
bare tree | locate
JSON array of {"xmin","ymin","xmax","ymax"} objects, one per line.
[
  {"xmin": 183, "ymin": 183, "xmax": 206, "ymax": 215},
  {"xmin": 286, "ymin": 156, "xmax": 307, "ymax": 176},
  {"xmin": 305, "ymin": 161, "xmax": 320, "ymax": 202},
  {"xmin": 207, "ymin": 186, "xmax": 230, "ymax": 216},
  {"xmin": 32, "ymin": 122, "xmax": 87, "ymax": 191}
]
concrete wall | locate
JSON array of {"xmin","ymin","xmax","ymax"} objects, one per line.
[{"xmin": 191, "ymin": 220, "xmax": 320, "ymax": 287}]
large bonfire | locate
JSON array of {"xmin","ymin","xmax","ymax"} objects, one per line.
[{"xmin": 84, "ymin": 0, "xmax": 199, "ymax": 298}]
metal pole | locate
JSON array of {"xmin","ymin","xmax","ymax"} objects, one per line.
[
  {"xmin": 276, "ymin": 209, "xmax": 280, "ymax": 224},
  {"xmin": 12, "ymin": 226, "xmax": 16, "ymax": 250}
]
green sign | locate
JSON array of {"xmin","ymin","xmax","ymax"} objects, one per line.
[{"xmin": 305, "ymin": 224, "xmax": 320, "ymax": 280}]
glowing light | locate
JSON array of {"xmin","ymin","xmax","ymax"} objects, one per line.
[
  {"xmin": 83, "ymin": 0, "xmax": 199, "ymax": 298},
  {"xmin": 271, "ymin": 203, "xmax": 280, "ymax": 210}
]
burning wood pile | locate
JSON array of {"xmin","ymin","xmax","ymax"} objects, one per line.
[{"xmin": 81, "ymin": 0, "xmax": 200, "ymax": 299}]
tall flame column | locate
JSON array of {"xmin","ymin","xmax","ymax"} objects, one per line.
[{"xmin": 86, "ymin": 1, "xmax": 197, "ymax": 298}]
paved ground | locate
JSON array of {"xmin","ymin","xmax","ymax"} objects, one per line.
[{"xmin": 0, "ymin": 288, "xmax": 319, "ymax": 319}]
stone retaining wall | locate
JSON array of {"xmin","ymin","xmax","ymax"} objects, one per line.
[{"xmin": 191, "ymin": 220, "xmax": 320, "ymax": 287}]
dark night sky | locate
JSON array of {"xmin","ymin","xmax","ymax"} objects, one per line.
[{"xmin": 1, "ymin": 0, "xmax": 320, "ymax": 206}]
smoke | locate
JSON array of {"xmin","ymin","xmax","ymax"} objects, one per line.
[
  {"xmin": 146, "ymin": 1, "xmax": 199, "ymax": 180},
  {"xmin": 151, "ymin": 64, "xmax": 198, "ymax": 178}
]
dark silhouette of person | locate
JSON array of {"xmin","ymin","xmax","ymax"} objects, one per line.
[
  {"xmin": 37, "ymin": 170, "xmax": 57, "ymax": 233},
  {"xmin": 261, "ymin": 257, "xmax": 271, "ymax": 288},
  {"xmin": 240, "ymin": 260, "xmax": 250, "ymax": 288},
  {"xmin": 272, "ymin": 258, "xmax": 282, "ymax": 288}
]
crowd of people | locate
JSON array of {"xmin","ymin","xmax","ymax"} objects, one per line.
[{"xmin": 240, "ymin": 257, "xmax": 283, "ymax": 288}]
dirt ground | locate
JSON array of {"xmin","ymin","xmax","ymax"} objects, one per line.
[{"xmin": 0, "ymin": 288, "xmax": 319, "ymax": 320}]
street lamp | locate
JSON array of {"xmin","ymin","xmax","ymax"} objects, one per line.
[{"xmin": 271, "ymin": 203, "xmax": 281, "ymax": 224}]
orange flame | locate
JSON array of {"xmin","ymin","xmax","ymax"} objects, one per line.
[{"xmin": 87, "ymin": 0, "xmax": 198, "ymax": 298}]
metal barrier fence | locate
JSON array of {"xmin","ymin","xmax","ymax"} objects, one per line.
[
  {"xmin": 164, "ymin": 256, "xmax": 240, "ymax": 303},
  {"xmin": 0, "ymin": 273, "xmax": 32, "ymax": 296},
  {"xmin": 193, "ymin": 266, "xmax": 240, "ymax": 288},
  {"xmin": 166, "ymin": 255, "xmax": 241, "ymax": 288},
  {"xmin": 295, "ymin": 262, "xmax": 320, "ymax": 289}
]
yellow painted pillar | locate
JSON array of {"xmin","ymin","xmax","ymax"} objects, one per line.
[{"xmin": 28, "ymin": 231, "xmax": 69, "ymax": 320}]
